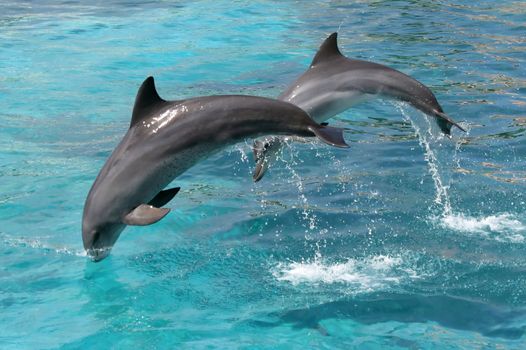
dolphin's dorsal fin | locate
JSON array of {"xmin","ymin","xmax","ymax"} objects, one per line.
[
  {"xmin": 130, "ymin": 76, "xmax": 166, "ymax": 128},
  {"xmin": 310, "ymin": 32, "xmax": 343, "ymax": 67}
]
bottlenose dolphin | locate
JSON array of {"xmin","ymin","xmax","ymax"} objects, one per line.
[
  {"xmin": 82, "ymin": 76, "xmax": 349, "ymax": 261},
  {"xmin": 252, "ymin": 32, "xmax": 465, "ymax": 181}
]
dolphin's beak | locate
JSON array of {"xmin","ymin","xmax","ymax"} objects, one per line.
[
  {"xmin": 86, "ymin": 247, "xmax": 112, "ymax": 262},
  {"xmin": 83, "ymin": 231, "xmax": 112, "ymax": 262},
  {"xmin": 82, "ymin": 223, "xmax": 124, "ymax": 262}
]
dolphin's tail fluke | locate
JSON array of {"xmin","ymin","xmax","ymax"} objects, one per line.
[
  {"xmin": 411, "ymin": 100, "xmax": 465, "ymax": 135},
  {"xmin": 433, "ymin": 110, "xmax": 466, "ymax": 134},
  {"xmin": 309, "ymin": 125, "xmax": 350, "ymax": 148}
]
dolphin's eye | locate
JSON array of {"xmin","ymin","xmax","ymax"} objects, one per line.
[{"xmin": 92, "ymin": 231, "xmax": 100, "ymax": 245}]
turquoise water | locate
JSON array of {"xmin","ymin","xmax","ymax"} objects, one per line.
[{"xmin": 1, "ymin": 0, "xmax": 525, "ymax": 348}]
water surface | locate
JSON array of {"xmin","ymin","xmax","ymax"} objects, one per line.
[{"xmin": 1, "ymin": 1, "xmax": 525, "ymax": 348}]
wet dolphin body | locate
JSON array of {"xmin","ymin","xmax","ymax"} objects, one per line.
[
  {"xmin": 82, "ymin": 76, "xmax": 349, "ymax": 261},
  {"xmin": 252, "ymin": 32, "xmax": 465, "ymax": 181}
]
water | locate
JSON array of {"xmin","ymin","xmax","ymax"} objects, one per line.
[{"xmin": 1, "ymin": 0, "xmax": 525, "ymax": 348}]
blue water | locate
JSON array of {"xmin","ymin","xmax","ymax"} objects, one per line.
[{"xmin": 1, "ymin": 1, "xmax": 525, "ymax": 348}]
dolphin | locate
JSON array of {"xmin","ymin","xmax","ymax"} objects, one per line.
[
  {"xmin": 82, "ymin": 76, "xmax": 349, "ymax": 261},
  {"xmin": 252, "ymin": 32, "xmax": 465, "ymax": 181}
]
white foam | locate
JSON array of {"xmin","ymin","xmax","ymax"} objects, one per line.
[
  {"xmin": 439, "ymin": 213, "xmax": 526, "ymax": 243},
  {"xmin": 273, "ymin": 254, "xmax": 420, "ymax": 291}
]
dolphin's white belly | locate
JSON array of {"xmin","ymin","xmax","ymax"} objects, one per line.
[
  {"xmin": 94, "ymin": 141, "xmax": 216, "ymax": 218},
  {"xmin": 281, "ymin": 78, "xmax": 374, "ymax": 123}
]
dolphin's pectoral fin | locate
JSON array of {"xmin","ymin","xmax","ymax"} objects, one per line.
[
  {"xmin": 123, "ymin": 204, "xmax": 170, "ymax": 226},
  {"xmin": 309, "ymin": 125, "xmax": 350, "ymax": 148},
  {"xmin": 253, "ymin": 162, "xmax": 268, "ymax": 182},
  {"xmin": 252, "ymin": 139, "xmax": 271, "ymax": 182},
  {"xmin": 148, "ymin": 187, "xmax": 180, "ymax": 207},
  {"xmin": 252, "ymin": 139, "xmax": 268, "ymax": 161}
]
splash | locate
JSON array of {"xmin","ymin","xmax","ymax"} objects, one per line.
[
  {"xmin": 280, "ymin": 139, "xmax": 319, "ymax": 232},
  {"xmin": 233, "ymin": 142, "xmax": 249, "ymax": 164},
  {"xmin": 273, "ymin": 253, "xmax": 421, "ymax": 292},
  {"xmin": 397, "ymin": 103, "xmax": 526, "ymax": 243},
  {"xmin": 396, "ymin": 103, "xmax": 453, "ymax": 215},
  {"xmin": 1, "ymin": 233, "xmax": 87, "ymax": 257},
  {"xmin": 440, "ymin": 212, "xmax": 526, "ymax": 243}
]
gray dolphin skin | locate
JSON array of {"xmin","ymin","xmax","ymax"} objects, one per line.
[
  {"xmin": 82, "ymin": 76, "xmax": 349, "ymax": 261},
  {"xmin": 252, "ymin": 32, "xmax": 465, "ymax": 181}
]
